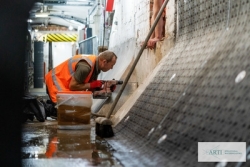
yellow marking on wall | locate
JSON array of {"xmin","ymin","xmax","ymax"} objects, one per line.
[{"xmin": 43, "ymin": 33, "xmax": 77, "ymax": 42}]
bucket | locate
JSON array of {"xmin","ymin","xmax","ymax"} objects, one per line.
[{"xmin": 56, "ymin": 91, "xmax": 93, "ymax": 130}]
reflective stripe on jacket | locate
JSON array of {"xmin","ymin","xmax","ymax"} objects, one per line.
[{"xmin": 45, "ymin": 54, "xmax": 96, "ymax": 103}]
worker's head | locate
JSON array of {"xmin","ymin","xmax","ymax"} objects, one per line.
[{"xmin": 98, "ymin": 50, "xmax": 117, "ymax": 72}]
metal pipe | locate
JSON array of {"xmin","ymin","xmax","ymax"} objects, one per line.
[{"xmin": 78, "ymin": 35, "xmax": 97, "ymax": 44}]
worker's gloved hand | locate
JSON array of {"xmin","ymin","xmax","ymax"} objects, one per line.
[
  {"xmin": 110, "ymin": 85, "xmax": 116, "ymax": 92},
  {"xmin": 90, "ymin": 80, "xmax": 103, "ymax": 89}
]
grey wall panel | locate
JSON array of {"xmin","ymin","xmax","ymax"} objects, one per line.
[
  {"xmin": 33, "ymin": 41, "xmax": 44, "ymax": 88},
  {"xmin": 107, "ymin": 0, "xmax": 250, "ymax": 167}
]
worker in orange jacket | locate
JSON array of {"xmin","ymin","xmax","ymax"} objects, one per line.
[{"xmin": 45, "ymin": 50, "xmax": 117, "ymax": 118}]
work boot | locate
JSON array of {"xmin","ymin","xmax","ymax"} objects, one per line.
[
  {"xmin": 50, "ymin": 106, "xmax": 57, "ymax": 120},
  {"xmin": 23, "ymin": 96, "xmax": 46, "ymax": 122},
  {"xmin": 43, "ymin": 100, "xmax": 57, "ymax": 120}
]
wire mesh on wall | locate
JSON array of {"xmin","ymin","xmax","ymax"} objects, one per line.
[{"xmin": 107, "ymin": 0, "xmax": 250, "ymax": 167}]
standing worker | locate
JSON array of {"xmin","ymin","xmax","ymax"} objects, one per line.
[{"xmin": 45, "ymin": 50, "xmax": 117, "ymax": 118}]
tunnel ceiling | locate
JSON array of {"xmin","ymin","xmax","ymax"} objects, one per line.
[{"xmin": 28, "ymin": 0, "xmax": 96, "ymax": 32}]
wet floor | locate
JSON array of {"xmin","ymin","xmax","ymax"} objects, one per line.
[{"xmin": 21, "ymin": 119, "xmax": 123, "ymax": 167}]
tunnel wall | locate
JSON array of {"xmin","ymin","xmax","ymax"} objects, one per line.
[
  {"xmin": 98, "ymin": 0, "xmax": 175, "ymax": 118},
  {"xmin": 107, "ymin": 0, "xmax": 250, "ymax": 167},
  {"xmin": 107, "ymin": 0, "xmax": 175, "ymax": 85}
]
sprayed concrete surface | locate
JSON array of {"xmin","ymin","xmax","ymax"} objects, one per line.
[
  {"xmin": 104, "ymin": 1, "xmax": 250, "ymax": 167},
  {"xmin": 21, "ymin": 119, "xmax": 122, "ymax": 167}
]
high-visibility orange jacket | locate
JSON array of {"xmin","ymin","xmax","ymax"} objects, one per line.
[
  {"xmin": 45, "ymin": 54, "xmax": 97, "ymax": 103},
  {"xmin": 45, "ymin": 137, "xmax": 58, "ymax": 158}
]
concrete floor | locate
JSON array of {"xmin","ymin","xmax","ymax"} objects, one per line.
[{"xmin": 21, "ymin": 118, "xmax": 123, "ymax": 167}]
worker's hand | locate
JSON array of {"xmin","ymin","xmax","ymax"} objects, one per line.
[
  {"xmin": 110, "ymin": 85, "xmax": 116, "ymax": 92},
  {"xmin": 110, "ymin": 78, "xmax": 116, "ymax": 92},
  {"xmin": 90, "ymin": 80, "xmax": 103, "ymax": 89}
]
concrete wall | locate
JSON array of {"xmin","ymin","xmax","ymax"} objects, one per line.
[
  {"xmin": 107, "ymin": 0, "xmax": 175, "ymax": 85},
  {"xmin": 96, "ymin": 0, "xmax": 175, "ymax": 116}
]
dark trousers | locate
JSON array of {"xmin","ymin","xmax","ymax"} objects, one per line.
[{"xmin": 46, "ymin": 86, "xmax": 56, "ymax": 106}]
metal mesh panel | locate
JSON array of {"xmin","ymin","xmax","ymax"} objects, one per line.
[{"xmin": 107, "ymin": 0, "xmax": 250, "ymax": 166}]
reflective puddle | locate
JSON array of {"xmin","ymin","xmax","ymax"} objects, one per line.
[{"xmin": 21, "ymin": 119, "xmax": 122, "ymax": 167}]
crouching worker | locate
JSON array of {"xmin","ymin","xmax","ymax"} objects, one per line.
[{"xmin": 45, "ymin": 50, "xmax": 118, "ymax": 119}]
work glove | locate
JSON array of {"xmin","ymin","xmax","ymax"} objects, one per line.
[{"xmin": 90, "ymin": 80, "xmax": 103, "ymax": 89}]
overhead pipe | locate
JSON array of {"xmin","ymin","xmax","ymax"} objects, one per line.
[
  {"xmin": 49, "ymin": 14, "xmax": 87, "ymax": 24},
  {"xmin": 43, "ymin": 0, "xmax": 95, "ymax": 6},
  {"xmin": 88, "ymin": 0, "xmax": 101, "ymax": 16}
]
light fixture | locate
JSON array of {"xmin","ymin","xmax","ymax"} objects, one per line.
[
  {"xmin": 66, "ymin": 0, "xmax": 94, "ymax": 5},
  {"xmin": 35, "ymin": 12, "xmax": 49, "ymax": 18},
  {"xmin": 68, "ymin": 25, "xmax": 73, "ymax": 30},
  {"xmin": 66, "ymin": 1, "xmax": 80, "ymax": 5}
]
